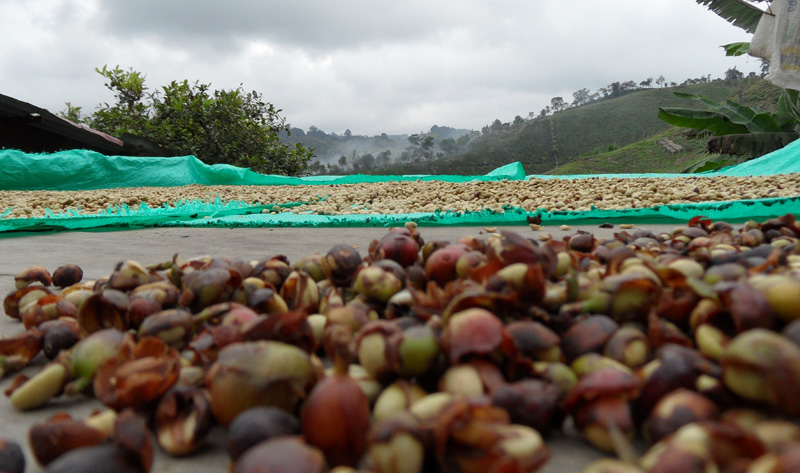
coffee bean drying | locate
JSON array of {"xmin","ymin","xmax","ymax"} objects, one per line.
[{"xmin": 3, "ymin": 215, "xmax": 800, "ymax": 472}]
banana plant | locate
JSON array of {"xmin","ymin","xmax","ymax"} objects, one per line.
[
  {"xmin": 659, "ymin": 1, "xmax": 798, "ymax": 171},
  {"xmin": 659, "ymin": 92, "xmax": 799, "ymax": 162}
]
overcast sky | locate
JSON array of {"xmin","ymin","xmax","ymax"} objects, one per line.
[{"xmin": 1, "ymin": 0, "xmax": 767, "ymax": 136}]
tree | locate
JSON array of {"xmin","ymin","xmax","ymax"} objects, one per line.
[
  {"xmin": 404, "ymin": 134, "xmax": 435, "ymax": 160},
  {"xmin": 725, "ymin": 67, "xmax": 744, "ymax": 82},
  {"xmin": 89, "ymin": 65, "xmax": 150, "ymax": 135},
  {"xmin": 513, "ymin": 115, "xmax": 525, "ymax": 126},
  {"xmin": 82, "ymin": 65, "xmax": 313, "ymax": 176},
  {"xmin": 439, "ymin": 137, "xmax": 457, "ymax": 154},
  {"xmin": 355, "ymin": 153, "xmax": 375, "ymax": 170},
  {"xmin": 338, "ymin": 155, "xmax": 348, "ymax": 168},
  {"xmin": 639, "ymin": 77, "xmax": 653, "ymax": 88},
  {"xmin": 571, "ymin": 88, "xmax": 591, "ymax": 107},
  {"xmin": 306, "ymin": 160, "xmax": 326, "ymax": 175},
  {"xmin": 550, "ymin": 97, "xmax": 566, "ymax": 113},
  {"xmin": 60, "ymin": 102, "xmax": 84, "ymax": 123},
  {"xmin": 420, "ymin": 136, "xmax": 435, "ymax": 154},
  {"xmin": 376, "ymin": 150, "xmax": 392, "ymax": 166},
  {"xmin": 656, "ymin": 75, "xmax": 666, "ymax": 88},
  {"xmin": 455, "ymin": 134, "xmax": 472, "ymax": 148}
]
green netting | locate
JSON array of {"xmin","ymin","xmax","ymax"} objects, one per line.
[
  {"xmin": 2, "ymin": 142, "xmax": 800, "ymax": 234},
  {"xmin": 173, "ymin": 197, "xmax": 800, "ymax": 228},
  {"xmin": 711, "ymin": 137, "xmax": 800, "ymax": 176},
  {"xmin": 4, "ymin": 139, "xmax": 800, "ymax": 191},
  {"xmin": 526, "ymin": 137, "xmax": 800, "ymax": 180},
  {"xmin": 0, "ymin": 149, "xmax": 525, "ymax": 190}
]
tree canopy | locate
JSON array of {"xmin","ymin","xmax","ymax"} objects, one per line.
[{"xmin": 67, "ymin": 65, "xmax": 313, "ymax": 176}]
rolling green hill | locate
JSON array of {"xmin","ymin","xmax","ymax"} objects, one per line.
[
  {"xmin": 376, "ymin": 78, "xmax": 783, "ymax": 176},
  {"xmin": 547, "ymin": 79, "xmax": 784, "ymax": 175}
]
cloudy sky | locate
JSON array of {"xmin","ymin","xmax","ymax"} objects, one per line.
[{"xmin": 1, "ymin": 0, "xmax": 767, "ymax": 136}]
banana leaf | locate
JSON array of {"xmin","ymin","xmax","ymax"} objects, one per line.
[
  {"xmin": 778, "ymin": 89, "xmax": 800, "ymax": 125},
  {"xmin": 695, "ymin": 0, "xmax": 766, "ymax": 33},
  {"xmin": 661, "ymin": 92, "xmax": 792, "ymax": 134},
  {"xmin": 723, "ymin": 42, "xmax": 750, "ymax": 56},
  {"xmin": 657, "ymin": 108, "xmax": 749, "ymax": 135}
]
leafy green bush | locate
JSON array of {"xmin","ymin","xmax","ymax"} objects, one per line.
[{"xmin": 78, "ymin": 65, "xmax": 313, "ymax": 176}]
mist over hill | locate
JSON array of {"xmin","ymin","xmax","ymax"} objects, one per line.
[{"xmin": 280, "ymin": 124, "xmax": 478, "ymax": 174}]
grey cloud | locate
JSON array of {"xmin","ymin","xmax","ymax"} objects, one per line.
[
  {"xmin": 0, "ymin": 0, "xmax": 765, "ymax": 136},
  {"xmin": 98, "ymin": 1, "xmax": 485, "ymax": 53}
]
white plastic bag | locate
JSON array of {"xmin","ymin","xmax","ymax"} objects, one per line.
[
  {"xmin": 749, "ymin": 5, "xmax": 775, "ymax": 60},
  {"xmin": 750, "ymin": 0, "xmax": 800, "ymax": 89}
]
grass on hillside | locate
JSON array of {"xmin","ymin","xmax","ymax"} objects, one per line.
[
  {"xmin": 546, "ymin": 127, "xmax": 741, "ymax": 175},
  {"xmin": 463, "ymin": 81, "xmax": 744, "ymax": 172},
  {"xmin": 546, "ymin": 79, "xmax": 782, "ymax": 175}
]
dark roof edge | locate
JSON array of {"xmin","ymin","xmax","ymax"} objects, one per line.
[{"xmin": 0, "ymin": 94, "xmax": 162, "ymax": 156}]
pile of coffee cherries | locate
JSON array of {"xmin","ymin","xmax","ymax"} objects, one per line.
[{"xmin": 3, "ymin": 214, "xmax": 800, "ymax": 473}]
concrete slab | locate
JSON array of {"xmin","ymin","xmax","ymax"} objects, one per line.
[{"xmin": 0, "ymin": 224, "xmax": 679, "ymax": 472}]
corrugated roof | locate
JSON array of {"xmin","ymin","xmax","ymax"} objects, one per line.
[{"xmin": 0, "ymin": 94, "xmax": 159, "ymax": 155}]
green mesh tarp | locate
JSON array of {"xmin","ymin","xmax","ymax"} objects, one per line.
[
  {"xmin": 164, "ymin": 197, "xmax": 800, "ymax": 228},
  {"xmin": 526, "ymin": 137, "xmax": 800, "ymax": 180},
  {"xmin": 2, "ymin": 144, "xmax": 800, "ymax": 234},
  {"xmin": 712, "ymin": 137, "xmax": 800, "ymax": 176},
  {"xmin": 0, "ymin": 149, "xmax": 525, "ymax": 190}
]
